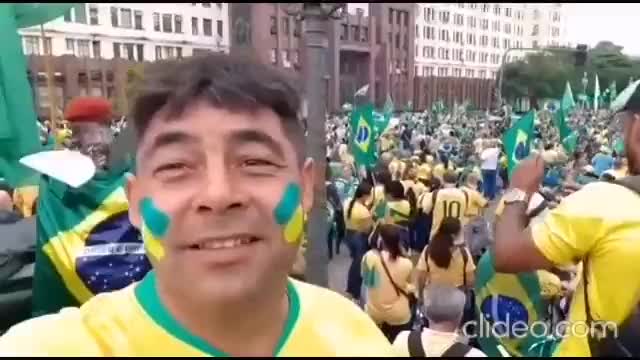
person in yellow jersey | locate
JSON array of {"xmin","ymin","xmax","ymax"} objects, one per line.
[
  {"xmin": 0, "ymin": 53, "xmax": 394, "ymax": 356},
  {"xmin": 493, "ymin": 86, "xmax": 640, "ymax": 357},
  {"xmin": 420, "ymin": 170, "xmax": 468, "ymax": 241},
  {"xmin": 344, "ymin": 182, "xmax": 375, "ymax": 302},
  {"xmin": 460, "ymin": 173, "xmax": 489, "ymax": 260},
  {"xmin": 384, "ymin": 181, "xmax": 412, "ymax": 251},
  {"xmin": 362, "ymin": 224, "xmax": 415, "ymax": 342}
]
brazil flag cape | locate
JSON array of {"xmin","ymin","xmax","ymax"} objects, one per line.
[
  {"xmin": 474, "ymin": 251, "xmax": 559, "ymax": 357},
  {"xmin": 32, "ymin": 161, "xmax": 152, "ymax": 316}
]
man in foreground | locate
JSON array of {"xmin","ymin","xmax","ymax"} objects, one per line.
[
  {"xmin": 0, "ymin": 54, "xmax": 393, "ymax": 356},
  {"xmin": 493, "ymin": 89, "xmax": 640, "ymax": 356}
]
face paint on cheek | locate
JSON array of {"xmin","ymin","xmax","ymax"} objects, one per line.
[
  {"xmin": 139, "ymin": 197, "xmax": 171, "ymax": 264},
  {"xmin": 273, "ymin": 183, "xmax": 305, "ymax": 245}
]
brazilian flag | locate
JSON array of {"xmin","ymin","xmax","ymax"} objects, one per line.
[
  {"xmin": 475, "ymin": 251, "xmax": 558, "ymax": 357},
  {"xmin": 502, "ymin": 110, "xmax": 535, "ymax": 179},
  {"xmin": 350, "ymin": 103, "xmax": 377, "ymax": 169},
  {"xmin": 32, "ymin": 161, "xmax": 152, "ymax": 316}
]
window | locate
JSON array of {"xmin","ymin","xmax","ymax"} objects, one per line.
[
  {"xmin": 552, "ymin": 27, "xmax": 560, "ymax": 37},
  {"xmin": 175, "ymin": 15, "xmax": 183, "ymax": 33},
  {"xmin": 492, "ymin": 37, "xmax": 499, "ymax": 48},
  {"xmin": 427, "ymin": 8, "xmax": 435, "ymax": 22},
  {"xmin": 92, "ymin": 40, "xmax": 101, "ymax": 58},
  {"xmin": 270, "ymin": 48, "xmax": 277, "ymax": 64},
  {"xmin": 134, "ymin": 10, "xmax": 143, "ymax": 30},
  {"xmin": 467, "ymin": 33, "xmax": 476, "ymax": 46},
  {"xmin": 505, "ymin": 23, "xmax": 511, "ymax": 34},
  {"xmin": 427, "ymin": 46, "xmax": 435, "ymax": 58},
  {"xmin": 503, "ymin": 38, "xmax": 510, "ymax": 49},
  {"xmin": 294, "ymin": 20, "xmax": 301, "ymax": 37},
  {"xmin": 64, "ymin": 9, "xmax": 72, "ymax": 22},
  {"xmin": 162, "ymin": 14, "xmax": 172, "ymax": 33},
  {"xmin": 439, "ymin": 11, "xmax": 450, "ymax": 24},
  {"xmin": 493, "ymin": 4, "xmax": 501, "ymax": 16},
  {"xmin": 403, "ymin": 33, "xmax": 408, "ymax": 50},
  {"xmin": 395, "ymin": 32, "xmax": 400, "ymax": 49},
  {"xmin": 164, "ymin": 46, "xmax": 174, "ymax": 59},
  {"xmin": 353, "ymin": 25, "xmax": 360, "ymax": 42},
  {"xmin": 481, "ymin": 19, "xmax": 488, "ymax": 30},
  {"xmin": 466, "ymin": 69, "xmax": 475, "ymax": 78},
  {"xmin": 89, "ymin": 5, "xmax": 99, "ymax": 25},
  {"xmin": 492, "ymin": 21, "xmax": 500, "ymax": 32},
  {"xmin": 121, "ymin": 9, "xmax": 132, "ymax": 28},
  {"xmin": 155, "ymin": 45, "xmax": 162, "ymax": 60},
  {"xmin": 362, "ymin": 26, "xmax": 368, "ymax": 41},
  {"xmin": 217, "ymin": 20, "xmax": 223, "ymax": 37},
  {"xmin": 505, "ymin": 8, "xmax": 512, "ymax": 17},
  {"xmin": 480, "ymin": 52, "xmax": 488, "ymax": 63},
  {"xmin": 282, "ymin": 50, "xmax": 291, "ymax": 68},
  {"xmin": 125, "ymin": 43, "xmax": 135, "ymax": 60},
  {"xmin": 396, "ymin": 9, "xmax": 401, "ymax": 25},
  {"xmin": 453, "ymin": 68, "xmax": 462, "ymax": 77},
  {"xmin": 467, "ymin": 16, "xmax": 476, "ymax": 28},
  {"xmin": 270, "ymin": 16, "xmax": 277, "ymax": 35},
  {"xmin": 153, "ymin": 13, "xmax": 160, "ymax": 31},
  {"xmin": 75, "ymin": 4, "xmax": 87, "ymax": 24},
  {"xmin": 416, "ymin": 25, "xmax": 419, "ymax": 38},
  {"xmin": 482, "ymin": 4, "xmax": 490, "ymax": 13},
  {"xmin": 294, "ymin": 50, "xmax": 300, "ymax": 65},
  {"xmin": 454, "ymin": 31, "xmax": 463, "ymax": 44},
  {"xmin": 202, "ymin": 3, "xmax": 211, "ymax": 7},
  {"xmin": 440, "ymin": 29, "xmax": 449, "ymax": 42},
  {"xmin": 340, "ymin": 24, "xmax": 347, "ymax": 40},
  {"xmin": 191, "ymin": 17, "xmax": 199, "ymax": 35},
  {"xmin": 136, "ymin": 44, "xmax": 144, "ymax": 61},
  {"xmin": 203, "ymin": 18, "xmax": 212, "ymax": 36},
  {"xmin": 481, "ymin": 35, "xmax": 488, "ymax": 47},
  {"xmin": 176, "ymin": 47, "xmax": 182, "ymax": 59},
  {"xmin": 282, "ymin": 17, "xmax": 289, "ymax": 34},
  {"xmin": 111, "ymin": 6, "xmax": 118, "ymax": 27},
  {"xmin": 438, "ymin": 67, "xmax": 448, "ymax": 77},
  {"xmin": 388, "ymin": 9, "xmax": 393, "ymax": 25},
  {"xmin": 78, "ymin": 39, "xmax": 90, "ymax": 58},
  {"xmin": 66, "ymin": 38, "xmax": 75, "ymax": 52},
  {"xmin": 403, "ymin": 10, "xmax": 408, "ymax": 26},
  {"xmin": 113, "ymin": 42, "xmax": 121, "ymax": 58},
  {"xmin": 42, "ymin": 37, "xmax": 52, "ymax": 55},
  {"xmin": 425, "ymin": 66, "xmax": 433, "ymax": 76}
]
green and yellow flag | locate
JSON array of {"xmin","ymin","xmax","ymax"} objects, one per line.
[
  {"xmin": 32, "ymin": 163, "xmax": 151, "ymax": 317},
  {"xmin": 475, "ymin": 251, "xmax": 557, "ymax": 357},
  {"xmin": 350, "ymin": 103, "xmax": 377, "ymax": 169},
  {"xmin": 502, "ymin": 110, "xmax": 535, "ymax": 178}
]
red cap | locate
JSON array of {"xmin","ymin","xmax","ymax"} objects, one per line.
[{"xmin": 64, "ymin": 97, "xmax": 113, "ymax": 123}]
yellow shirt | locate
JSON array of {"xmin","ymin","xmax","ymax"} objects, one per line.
[
  {"xmin": 386, "ymin": 200, "xmax": 411, "ymax": 225},
  {"xmin": 362, "ymin": 250, "xmax": 414, "ymax": 326},
  {"xmin": 393, "ymin": 329, "xmax": 486, "ymax": 357},
  {"xmin": 13, "ymin": 186, "xmax": 38, "ymax": 217},
  {"xmin": 416, "ymin": 245, "xmax": 475, "ymax": 288},
  {"xmin": 432, "ymin": 163, "xmax": 456, "ymax": 182},
  {"xmin": 420, "ymin": 187, "xmax": 469, "ymax": 239},
  {"xmin": 531, "ymin": 182, "xmax": 640, "ymax": 357},
  {"xmin": 412, "ymin": 181, "xmax": 428, "ymax": 198},
  {"xmin": 344, "ymin": 200, "xmax": 373, "ymax": 233},
  {"xmin": 417, "ymin": 164, "xmax": 432, "ymax": 181},
  {"xmin": 461, "ymin": 186, "xmax": 488, "ymax": 220},
  {"xmin": 389, "ymin": 160, "xmax": 406, "ymax": 181},
  {"xmin": 0, "ymin": 272, "xmax": 394, "ymax": 356}
]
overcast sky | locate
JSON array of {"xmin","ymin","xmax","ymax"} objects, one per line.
[{"xmin": 565, "ymin": 3, "xmax": 640, "ymax": 55}]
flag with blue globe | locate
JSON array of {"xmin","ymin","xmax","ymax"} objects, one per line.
[
  {"xmin": 349, "ymin": 103, "xmax": 377, "ymax": 168},
  {"xmin": 503, "ymin": 111, "xmax": 535, "ymax": 178}
]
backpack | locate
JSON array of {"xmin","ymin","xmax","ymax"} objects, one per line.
[
  {"xmin": 408, "ymin": 329, "xmax": 473, "ymax": 357},
  {"xmin": 584, "ymin": 176, "xmax": 640, "ymax": 357}
]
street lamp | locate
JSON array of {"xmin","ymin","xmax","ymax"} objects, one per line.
[{"xmin": 282, "ymin": 3, "xmax": 346, "ymax": 287}]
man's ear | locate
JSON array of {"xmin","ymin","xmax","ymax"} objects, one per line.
[
  {"xmin": 301, "ymin": 158, "xmax": 315, "ymax": 214},
  {"xmin": 125, "ymin": 172, "xmax": 142, "ymax": 229}
]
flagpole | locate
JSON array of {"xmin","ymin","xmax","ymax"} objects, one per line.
[{"xmin": 40, "ymin": 24, "xmax": 57, "ymax": 134}]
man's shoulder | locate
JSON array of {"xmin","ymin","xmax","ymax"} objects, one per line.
[
  {"xmin": 0, "ymin": 286, "xmax": 136, "ymax": 356},
  {"xmin": 560, "ymin": 181, "xmax": 640, "ymax": 216}
]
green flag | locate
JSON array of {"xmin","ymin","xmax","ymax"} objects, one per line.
[
  {"xmin": 350, "ymin": 103, "xmax": 377, "ymax": 168},
  {"xmin": 32, "ymin": 164, "xmax": 152, "ymax": 317},
  {"xmin": 614, "ymin": 138, "xmax": 625, "ymax": 155},
  {"xmin": 372, "ymin": 94, "xmax": 394, "ymax": 136},
  {"xmin": 0, "ymin": 4, "xmax": 75, "ymax": 187},
  {"xmin": 610, "ymin": 79, "xmax": 640, "ymax": 113},
  {"xmin": 561, "ymin": 81, "xmax": 575, "ymax": 113},
  {"xmin": 594, "ymin": 73, "xmax": 600, "ymax": 111},
  {"xmin": 554, "ymin": 108, "xmax": 577, "ymax": 154},
  {"xmin": 502, "ymin": 110, "xmax": 535, "ymax": 178}
]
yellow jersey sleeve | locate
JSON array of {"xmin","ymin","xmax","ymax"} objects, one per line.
[
  {"xmin": 530, "ymin": 185, "xmax": 604, "ymax": 266},
  {"xmin": 537, "ymin": 270, "xmax": 562, "ymax": 298}
]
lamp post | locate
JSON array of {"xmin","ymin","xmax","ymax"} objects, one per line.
[{"xmin": 283, "ymin": 3, "xmax": 346, "ymax": 287}]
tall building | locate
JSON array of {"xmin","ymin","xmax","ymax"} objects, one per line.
[
  {"xmin": 414, "ymin": 3, "xmax": 568, "ymax": 80},
  {"xmin": 18, "ymin": 3, "xmax": 230, "ymax": 61}
]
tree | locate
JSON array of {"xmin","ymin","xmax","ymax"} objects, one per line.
[{"xmin": 501, "ymin": 41, "xmax": 640, "ymax": 108}]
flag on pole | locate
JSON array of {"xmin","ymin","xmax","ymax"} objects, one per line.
[
  {"xmin": 610, "ymin": 79, "xmax": 640, "ymax": 113},
  {"xmin": 354, "ymin": 84, "xmax": 369, "ymax": 98},
  {"xmin": 350, "ymin": 103, "xmax": 377, "ymax": 169},
  {"xmin": 594, "ymin": 74, "xmax": 600, "ymax": 111},
  {"xmin": 561, "ymin": 81, "xmax": 575, "ymax": 112},
  {"xmin": 502, "ymin": 110, "xmax": 535, "ymax": 178},
  {"xmin": 372, "ymin": 94, "xmax": 394, "ymax": 136}
]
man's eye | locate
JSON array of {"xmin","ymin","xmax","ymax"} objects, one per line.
[
  {"xmin": 243, "ymin": 159, "xmax": 276, "ymax": 168},
  {"xmin": 154, "ymin": 163, "xmax": 190, "ymax": 177}
]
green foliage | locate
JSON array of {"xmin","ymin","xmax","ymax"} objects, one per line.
[{"xmin": 502, "ymin": 41, "xmax": 640, "ymax": 106}]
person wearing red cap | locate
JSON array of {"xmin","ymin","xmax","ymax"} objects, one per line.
[
  {"xmin": 64, "ymin": 96, "xmax": 115, "ymax": 170},
  {"xmin": 30, "ymin": 96, "xmax": 152, "ymax": 318}
]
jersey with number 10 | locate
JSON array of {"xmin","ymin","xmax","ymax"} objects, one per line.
[{"xmin": 420, "ymin": 187, "xmax": 468, "ymax": 240}]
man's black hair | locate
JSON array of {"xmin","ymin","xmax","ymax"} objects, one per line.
[{"xmin": 130, "ymin": 53, "xmax": 305, "ymax": 157}]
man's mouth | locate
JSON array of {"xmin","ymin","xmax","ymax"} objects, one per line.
[{"xmin": 187, "ymin": 236, "xmax": 261, "ymax": 251}]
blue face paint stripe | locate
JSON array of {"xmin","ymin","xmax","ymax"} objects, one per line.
[
  {"xmin": 273, "ymin": 183, "xmax": 302, "ymax": 226},
  {"xmin": 139, "ymin": 197, "xmax": 171, "ymax": 239}
]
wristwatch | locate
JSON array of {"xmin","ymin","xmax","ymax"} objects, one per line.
[{"xmin": 502, "ymin": 188, "xmax": 528, "ymax": 204}]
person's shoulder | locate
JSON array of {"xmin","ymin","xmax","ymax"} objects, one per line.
[
  {"xmin": 0, "ymin": 285, "xmax": 136, "ymax": 356},
  {"xmin": 292, "ymin": 280, "xmax": 392, "ymax": 352},
  {"xmin": 560, "ymin": 181, "xmax": 640, "ymax": 217}
]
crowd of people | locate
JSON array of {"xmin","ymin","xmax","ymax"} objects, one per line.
[{"xmin": 0, "ymin": 51, "xmax": 637, "ymax": 357}]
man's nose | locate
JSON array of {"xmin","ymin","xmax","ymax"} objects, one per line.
[{"xmin": 195, "ymin": 161, "xmax": 247, "ymax": 212}]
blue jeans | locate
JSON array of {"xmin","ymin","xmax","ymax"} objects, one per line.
[
  {"xmin": 345, "ymin": 230, "xmax": 369, "ymax": 300},
  {"xmin": 482, "ymin": 169, "xmax": 497, "ymax": 200}
]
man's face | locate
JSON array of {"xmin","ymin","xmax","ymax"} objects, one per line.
[
  {"xmin": 127, "ymin": 100, "xmax": 314, "ymax": 302},
  {"xmin": 71, "ymin": 123, "xmax": 113, "ymax": 170},
  {"xmin": 624, "ymin": 112, "xmax": 640, "ymax": 175}
]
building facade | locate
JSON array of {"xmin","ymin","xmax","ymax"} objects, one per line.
[
  {"xmin": 414, "ymin": 3, "xmax": 568, "ymax": 80},
  {"xmin": 18, "ymin": 3, "xmax": 230, "ymax": 61}
]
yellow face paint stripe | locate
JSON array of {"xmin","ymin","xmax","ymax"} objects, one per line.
[
  {"xmin": 142, "ymin": 225, "xmax": 166, "ymax": 264},
  {"xmin": 283, "ymin": 206, "xmax": 304, "ymax": 245}
]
